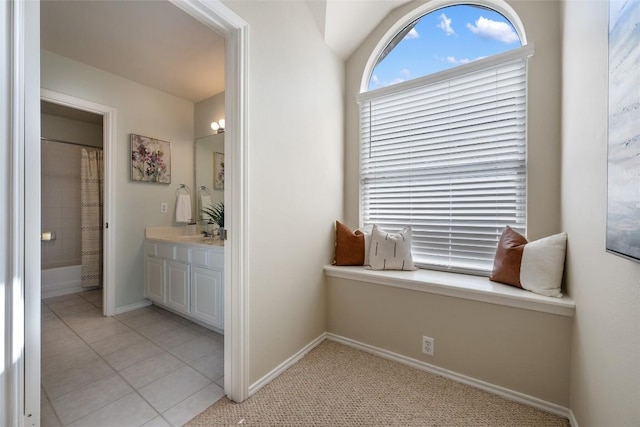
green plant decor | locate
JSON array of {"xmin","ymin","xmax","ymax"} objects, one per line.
[{"xmin": 202, "ymin": 202, "xmax": 224, "ymax": 228}]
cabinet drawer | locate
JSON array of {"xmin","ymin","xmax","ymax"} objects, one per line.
[
  {"xmin": 145, "ymin": 242, "xmax": 157, "ymax": 257},
  {"xmin": 191, "ymin": 248, "xmax": 224, "ymax": 269},
  {"xmin": 157, "ymin": 243, "xmax": 175, "ymax": 259},
  {"xmin": 210, "ymin": 251, "xmax": 224, "ymax": 270},
  {"xmin": 191, "ymin": 248, "xmax": 210, "ymax": 267},
  {"xmin": 175, "ymin": 246, "xmax": 190, "ymax": 263}
]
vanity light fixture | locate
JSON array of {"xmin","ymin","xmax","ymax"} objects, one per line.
[{"xmin": 210, "ymin": 119, "xmax": 226, "ymax": 134}]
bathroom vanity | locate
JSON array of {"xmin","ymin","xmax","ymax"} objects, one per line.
[{"xmin": 144, "ymin": 233, "xmax": 224, "ymax": 332}]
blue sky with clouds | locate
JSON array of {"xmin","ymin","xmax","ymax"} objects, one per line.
[{"xmin": 369, "ymin": 5, "xmax": 521, "ymax": 90}]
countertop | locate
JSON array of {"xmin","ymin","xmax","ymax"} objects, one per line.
[
  {"xmin": 145, "ymin": 226, "xmax": 224, "ymax": 248},
  {"xmin": 146, "ymin": 234, "xmax": 224, "ymax": 248}
]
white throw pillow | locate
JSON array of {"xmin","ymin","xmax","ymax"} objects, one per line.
[
  {"xmin": 357, "ymin": 224, "xmax": 374, "ymax": 266},
  {"xmin": 519, "ymin": 232, "xmax": 567, "ymax": 297},
  {"xmin": 369, "ymin": 225, "xmax": 418, "ymax": 271}
]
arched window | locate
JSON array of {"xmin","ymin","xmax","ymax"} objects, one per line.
[
  {"xmin": 358, "ymin": 2, "xmax": 533, "ymax": 275},
  {"xmin": 369, "ymin": 4, "xmax": 522, "ymax": 90}
]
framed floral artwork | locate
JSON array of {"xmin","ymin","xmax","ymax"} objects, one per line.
[
  {"xmin": 214, "ymin": 152, "xmax": 224, "ymax": 190},
  {"xmin": 131, "ymin": 134, "xmax": 171, "ymax": 184}
]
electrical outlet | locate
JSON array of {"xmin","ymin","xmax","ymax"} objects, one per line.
[
  {"xmin": 422, "ymin": 336, "xmax": 434, "ymax": 356},
  {"xmin": 160, "ymin": 202, "xmax": 168, "ymax": 213}
]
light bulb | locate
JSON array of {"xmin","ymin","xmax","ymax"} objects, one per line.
[
  {"xmin": 211, "ymin": 122, "xmax": 220, "ymax": 131},
  {"xmin": 218, "ymin": 119, "xmax": 225, "ymax": 129}
]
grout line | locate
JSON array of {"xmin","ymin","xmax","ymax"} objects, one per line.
[
  {"xmin": 44, "ymin": 294, "xmax": 153, "ymax": 424},
  {"xmin": 158, "ymin": 379, "xmax": 217, "ymax": 425},
  {"xmin": 74, "ymin": 288, "xmax": 104, "ymax": 310},
  {"xmin": 114, "ymin": 307, "xmax": 224, "ymax": 425},
  {"xmin": 42, "ymin": 291, "xmax": 225, "ymax": 426},
  {"xmin": 41, "ymin": 386, "xmax": 65, "ymax": 427},
  {"xmin": 42, "ymin": 293, "xmax": 163, "ymax": 425}
]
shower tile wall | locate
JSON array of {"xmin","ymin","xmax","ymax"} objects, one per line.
[{"xmin": 41, "ymin": 141, "xmax": 82, "ymax": 270}]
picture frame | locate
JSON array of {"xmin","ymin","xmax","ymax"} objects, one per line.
[
  {"xmin": 606, "ymin": 0, "xmax": 640, "ymax": 262},
  {"xmin": 130, "ymin": 134, "xmax": 171, "ymax": 184},
  {"xmin": 214, "ymin": 152, "xmax": 225, "ymax": 190}
]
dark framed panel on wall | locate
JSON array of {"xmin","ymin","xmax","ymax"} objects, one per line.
[{"xmin": 606, "ymin": 0, "xmax": 640, "ymax": 262}]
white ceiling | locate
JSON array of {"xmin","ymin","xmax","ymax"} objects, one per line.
[
  {"xmin": 40, "ymin": 0, "xmax": 411, "ymax": 103},
  {"xmin": 41, "ymin": 0, "xmax": 226, "ymax": 103}
]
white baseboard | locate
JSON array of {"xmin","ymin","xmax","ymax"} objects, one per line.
[
  {"xmin": 327, "ymin": 333, "xmax": 571, "ymax": 420},
  {"xmin": 568, "ymin": 409, "xmax": 579, "ymax": 427},
  {"xmin": 41, "ymin": 265, "xmax": 83, "ymax": 299},
  {"xmin": 114, "ymin": 299, "xmax": 152, "ymax": 315},
  {"xmin": 249, "ymin": 332, "xmax": 327, "ymax": 397},
  {"xmin": 41, "ymin": 285, "xmax": 84, "ymax": 299}
]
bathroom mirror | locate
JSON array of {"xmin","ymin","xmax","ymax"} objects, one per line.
[{"xmin": 195, "ymin": 133, "xmax": 224, "ymax": 218}]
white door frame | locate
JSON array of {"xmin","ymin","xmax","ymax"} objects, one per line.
[
  {"xmin": 168, "ymin": 0, "xmax": 250, "ymax": 404},
  {"xmin": 13, "ymin": 1, "xmax": 250, "ymax": 425},
  {"xmin": 17, "ymin": 1, "xmax": 42, "ymax": 425},
  {"xmin": 40, "ymin": 89, "xmax": 117, "ymax": 317}
]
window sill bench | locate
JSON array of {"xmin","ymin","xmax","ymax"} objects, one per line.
[{"xmin": 324, "ymin": 265, "xmax": 575, "ymax": 317}]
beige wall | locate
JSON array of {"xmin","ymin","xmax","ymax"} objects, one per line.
[
  {"xmin": 222, "ymin": 0, "xmax": 344, "ymax": 385},
  {"xmin": 41, "ymin": 113, "xmax": 103, "ymax": 147},
  {"xmin": 327, "ymin": 278, "xmax": 572, "ymax": 405},
  {"xmin": 194, "ymin": 92, "xmax": 225, "ymax": 140},
  {"xmin": 344, "ymin": 0, "xmax": 562, "ymax": 240},
  {"xmin": 41, "ymin": 50, "xmax": 195, "ymax": 308},
  {"xmin": 561, "ymin": 1, "xmax": 640, "ymax": 425}
]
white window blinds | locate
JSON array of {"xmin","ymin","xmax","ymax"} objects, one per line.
[{"xmin": 358, "ymin": 49, "xmax": 531, "ymax": 275}]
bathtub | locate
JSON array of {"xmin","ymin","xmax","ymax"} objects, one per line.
[{"xmin": 41, "ymin": 265, "xmax": 83, "ymax": 299}]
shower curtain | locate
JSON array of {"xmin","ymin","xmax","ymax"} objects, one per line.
[{"xmin": 80, "ymin": 148, "xmax": 104, "ymax": 288}]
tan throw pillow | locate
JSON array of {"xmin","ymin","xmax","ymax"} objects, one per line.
[
  {"xmin": 490, "ymin": 226, "xmax": 528, "ymax": 286},
  {"xmin": 369, "ymin": 225, "xmax": 418, "ymax": 271},
  {"xmin": 334, "ymin": 221, "xmax": 365, "ymax": 266},
  {"xmin": 490, "ymin": 226, "xmax": 567, "ymax": 297}
]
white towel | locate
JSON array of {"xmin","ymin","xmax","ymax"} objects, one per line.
[
  {"xmin": 175, "ymin": 194, "xmax": 192, "ymax": 223},
  {"xmin": 200, "ymin": 194, "xmax": 213, "ymax": 219}
]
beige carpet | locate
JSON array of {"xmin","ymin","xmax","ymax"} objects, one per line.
[{"xmin": 187, "ymin": 340, "xmax": 569, "ymax": 426}]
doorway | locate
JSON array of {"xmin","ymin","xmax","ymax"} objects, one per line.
[
  {"xmin": 40, "ymin": 90, "xmax": 117, "ymax": 317},
  {"xmin": 40, "ymin": 101, "xmax": 105, "ymax": 306},
  {"xmin": 18, "ymin": 1, "xmax": 250, "ymax": 424}
]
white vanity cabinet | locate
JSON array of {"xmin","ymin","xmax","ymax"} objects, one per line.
[
  {"xmin": 145, "ymin": 256, "xmax": 165, "ymax": 303},
  {"xmin": 191, "ymin": 266, "xmax": 223, "ymax": 327},
  {"xmin": 144, "ymin": 239, "xmax": 224, "ymax": 331},
  {"xmin": 166, "ymin": 261, "xmax": 190, "ymax": 315}
]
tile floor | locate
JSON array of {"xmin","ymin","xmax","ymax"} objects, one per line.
[{"xmin": 41, "ymin": 289, "xmax": 225, "ymax": 427}]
